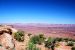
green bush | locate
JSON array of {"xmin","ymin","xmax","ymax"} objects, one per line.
[
  {"xmin": 38, "ymin": 34, "xmax": 45, "ymax": 44},
  {"xmin": 26, "ymin": 42, "xmax": 40, "ymax": 50},
  {"xmin": 44, "ymin": 37, "xmax": 55, "ymax": 49},
  {"xmin": 30, "ymin": 35, "xmax": 39, "ymax": 44},
  {"xmin": 14, "ymin": 31, "xmax": 24, "ymax": 42},
  {"xmin": 30, "ymin": 34, "xmax": 45, "ymax": 45},
  {"xmin": 55, "ymin": 38, "xmax": 63, "ymax": 42}
]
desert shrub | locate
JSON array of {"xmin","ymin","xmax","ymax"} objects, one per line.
[
  {"xmin": 67, "ymin": 41, "xmax": 74, "ymax": 46},
  {"xmin": 55, "ymin": 38, "xmax": 63, "ymax": 42},
  {"xmin": 63, "ymin": 38, "xmax": 71, "ymax": 42},
  {"xmin": 30, "ymin": 34, "xmax": 45, "ymax": 45},
  {"xmin": 26, "ymin": 42, "xmax": 40, "ymax": 50},
  {"xmin": 14, "ymin": 31, "xmax": 24, "ymax": 42},
  {"xmin": 44, "ymin": 37, "xmax": 55, "ymax": 49},
  {"xmin": 63, "ymin": 38, "xmax": 75, "ymax": 43},
  {"xmin": 38, "ymin": 34, "xmax": 45, "ymax": 44},
  {"xmin": 30, "ymin": 35, "xmax": 39, "ymax": 44},
  {"xmin": 71, "ymin": 47, "xmax": 75, "ymax": 50}
]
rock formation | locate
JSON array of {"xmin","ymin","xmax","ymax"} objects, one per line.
[{"xmin": 0, "ymin": 25, "xmax": 17, "ymax": 50}]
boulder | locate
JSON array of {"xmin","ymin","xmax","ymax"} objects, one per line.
[
  {"xmin": 0, "ymin": 25, "xmax": 17, "ymax": 50},
  {"xmin": 0, "ymin": 33, "xmax": 14, "ymax": 50}
]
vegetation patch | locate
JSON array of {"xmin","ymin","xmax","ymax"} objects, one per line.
[
  {"xmin": 30, "ymin": 34, "xmax": 45, "ymax": 45},
  {"xmin": 26, "ymin": 42, "xmax": 40, "ymax": 50},
  {"xmin": 14, "ymin": 31, "xmax": 24, "ymax": 42},
  {"xmin": 44, "ymin": 37, "xmax": 55, "ymax": 50},
  {"xmin": 66, "ymin": 41, "xmax": 74, "ymax": 46}
]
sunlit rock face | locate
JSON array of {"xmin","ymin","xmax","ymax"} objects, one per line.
[
  {"xmin": 0, "ymin": 25, "xmax": 17, "ymax": 50},
  {"xmin": 0, "ymin": 33, "xmax": 14, "ymax": 50},
  {"xmin": 10, "ymin": 28, "xmax": 18, "ymax": 34}
]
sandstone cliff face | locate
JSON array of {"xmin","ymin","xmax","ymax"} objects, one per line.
[{"xmin": 0, "ymin": 25, "xmax": 17, "ymax": 50}]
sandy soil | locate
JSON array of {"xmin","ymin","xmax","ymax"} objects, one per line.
[
  {"xmin": 14, "ymin": 33, "xmax": 30, "ymax": 50},
  {"xmin": 55, "ymin": 42, "xmax": 71, "ymax": 50}
]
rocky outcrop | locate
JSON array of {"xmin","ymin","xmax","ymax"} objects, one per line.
[{"xmin": 0, "ymin": 25, "xmax": 17, "ymax": 50}]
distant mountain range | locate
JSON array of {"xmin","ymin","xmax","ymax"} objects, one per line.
[{"xmin": 0, "ymin": 23, "xmax": 75, "ymax": 27}]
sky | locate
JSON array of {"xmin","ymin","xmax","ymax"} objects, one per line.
[{"xmin": 0, "ymin": 0, "xmax": 75, "ymax": 24}]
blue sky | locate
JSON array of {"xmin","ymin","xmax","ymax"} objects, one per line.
[{"xmin": 0, "ymin": 0, "xmax": 75, "ymax": 24}]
